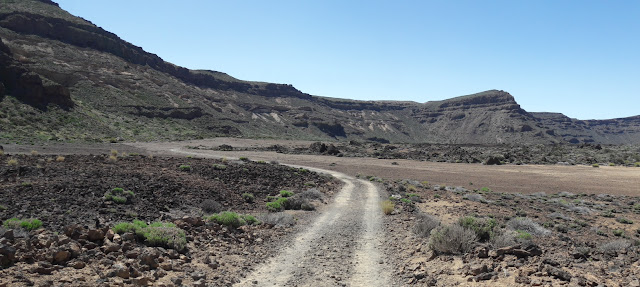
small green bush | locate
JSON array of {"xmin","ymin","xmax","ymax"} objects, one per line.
[
  {"xmin": 400, "ymin": 198, "xmax": 412, "ymax": 204},
  {"xmin": 242, "ymin": 193, "xmax": 255, "ymax": 203},
  {"xmin": 208, "ymin": 211, "xmax": 245, "ymax": 228},
  {"xmin": 213, "ymin": 164, "xmax": 227, "ymax": 170},
  {"xmin": 428, "ymin": 224, "xmax": 477, "ymax": 255},
  {"xmin": 613, "ymin": 229, "xmax": 624, "ymax": 237},
  {"xmin": 267, "ymin": 198, "xmax": 287, "ymax": 212},
  {"xmin": 616, "ymin": 217, "xmax": 634, "ymax": 224},
  {"xmin": 104, "ymin": 187, "xmax": 134, "ymax": 204},
  {"xmin": 207, "ymin": 212, "xmax": 260, "ymax": 227},
  {"xmin": 179, "ymin": 165, "xmax": 191, "ymax": 171},
  {"xmin": 480, "ymin": 187, "xmax": 492, "ymax": 193},
  {"xmin": 141, "ymin": 222, "xmax": 186, "ymax": 250},
  {"xmin": 112, "ymin": 220, "xmax": 147, "ymax": 234},
  {"xmin": 239, "ymin": 157, "xmax": 249, "ymax": 162},
  {"xmin": 592, "ymin": 164, "xmax": 600, "ymax": 168},
  {"xmin": 515, "ymin": 230, "xmax": 533, "ymax": 240},
  {"xmin": 458, "ymin": 216, "xmax": 497, "ymax": 241},
  {"xmin": 280, "ymin": 190, "xmax": 294, "ymax": 197},
  {"xmin": 3, "ymin": 218, "xmax": 43, "ymax": 231},
  {"xmin": 635, "ymin": 162, "xmax": 640, "ymax": 167},
  {"xmin": 242, "ymin": 215, "xmax": 260, "ymax": 225},
  {"xmin": 112, "ymin": 220, "xmax": 186, "ymax": 250}
]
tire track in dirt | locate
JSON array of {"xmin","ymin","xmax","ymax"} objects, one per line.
[
  {"xmin": 164, "ymin": 148, "xmax": 392, "ymax": 286},
  {"xmin": 236, "ymin": 171, "xmax": 390, "ymax": 287}
]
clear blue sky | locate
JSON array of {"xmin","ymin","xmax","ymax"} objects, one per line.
[{"xmin": 56, "ymin": 0, "xmax": 639, "ymax": 120}]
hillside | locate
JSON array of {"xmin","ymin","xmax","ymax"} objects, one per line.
[{"xmin": 1, "ymin": 0, "xmax": 639, "ymax": 145}]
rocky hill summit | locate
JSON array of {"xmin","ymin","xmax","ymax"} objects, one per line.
[{"xmin": 0, "ymin": 0, "xmax": 638, "ymax": 145}]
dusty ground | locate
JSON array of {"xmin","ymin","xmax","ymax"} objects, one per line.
[{"xmin": 133, "ymin": 139, "xmax": 640, "ymax": 196}]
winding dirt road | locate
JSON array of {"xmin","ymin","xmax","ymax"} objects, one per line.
[{"xmin": 164, "ymin": 147, "xmax": 393, "ymax": 287}]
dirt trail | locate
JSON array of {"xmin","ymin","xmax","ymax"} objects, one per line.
[{"xmin": 164, "ymin": 147, "xmax": 393, "ymax": 287}]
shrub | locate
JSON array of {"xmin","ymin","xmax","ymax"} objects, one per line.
[
  {"xmin": 609, "ymin": 163, "xmax": 616, "ymax": 166},
  {"xmin": 616, "ymin": 217, "xmax": 634, "ymax": 224},
  {"xmin": 3, "ymin": 218, "xmax": 43, "ymax": 231},
  {"xmin": 111, "ymin": 149, "xmax": 118, "ymax": 156},
  {"xmin": 56, "ymin": 156, "xmax": 65, "ymax": 162},
  {"xmin": 114, "ymin": 221, "xmax": 187, "ymax": 251},
  {"xmin": 104, "ymin": 187, "xmax": 135, "ymax": 204},
  {"xmin": 142, "ymin": 225, "xmax": 187, "ymax": 251},
  {"xmin": 7, "ymin": 159, "xmax": 17, "ymax": 166},
  {"xmin": 112, "ymin": 220, "xmax": 147, "ymax": 234},
  {"xmin": 381, "ymin": 200, "xmax": 394, "ymax": 215},
  {"xmin": 266, "ymin": 199, "xmax": 285, "ymax": 212},
  {"xmin": 239, "ymin": 157, "xmax": 249, "ymax": 162},
  {"xmin": 279, "ymin": 190, "xmax": 294, "ymax": 197},
  {"xmin": 108, "ymin": 155, "xmax": 117, "ymax": 162},
  {"xmin": 428, "ymin": 224, "xmax": 477, "ymax": 255},
  {"xmin": 555, "ymin": 224, "xmax": 569, "ymax": 233},
  {"xmin": 201, "ymin": 199, "xmax": 223, "ymax": 214},
  {"xmin": 30, "ymin": 150, "xmax": 38, "ymax": 156},
  {"xmin": 207, "ymin": 211, "xmax": 246, "ymax": 228},
  {"xmin": 242, "ymin": 193, "xmax": 255, "ymax": 203},
  {"xmin": 635, "ymin": 162, "xmax": 640, "ymax": 167},
  {"xmin": 242, "ymin": 215, "xmax": 260, "ymax": 225},
  {"xmin": 299, "ymin": 189, "xmax": 324, "ymax": 201},
  {"xmin": 506, "ymin": 217, "xmax": 551, "ymax": 236},
  {"xmin": 463, "ymin": 193, "xmax": 487, "ymax": 203},
  {"xmin": 599, "ymin": 239, "xmax": 631, "ymax": 254},
  {"xmin": 179, "ymin": 165, "xmax": 191, "ymax": 171},
  {"xmin": 592, "ymin": 164, "xmax": 600, "ymax": 168},
  {"xmin": 458, "ymin": 216, "xmax": 497, "ymax": 241},
  {"xmin": 413, "ymin": 213, "xmax": 440, "ymax": 238},
  {"xmin": 613, "ymin": 229, "xmax": 624, "ymax": 237},
  {"xmin": 213, "ymin": 164, "xmax": 227, "ymax": 170},
  {"xmin": 400, "ymin": 198, "xmax": 412, "ymax": 204},
  {"xmin": 515, "ymin": 230, "xmax": 533, "ymax": 240}
]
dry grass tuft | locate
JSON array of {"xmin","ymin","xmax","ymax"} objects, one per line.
[
  {"xmin": 30, "ymin": 150, "xmax": 39, "ymax": 156},
  {"xmin": 7, "ymin": 158, "xmax": 18, "ymax": 166},
  {"xmin": 108, "ymin": 155, "xmax": 118, "ymax": 162},
  {"xmin": 110, "ymin": 149, "xmax": 118, "ymax": 157},
  {"xmin": 56, "ymin": 156, "xmax": 65, "ymax": 162},
  {"xmin": 381, "ymin": 200, "xmax": 395, "ymax": 215}
]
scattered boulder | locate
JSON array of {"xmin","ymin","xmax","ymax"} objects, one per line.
[
  {"xmin": 139, "ymin": 248, "xmax": 160, "ymax": 269},
  {"xmin": 87, "ymin": 229, "xmax": 105, "ymax": 241},
  {"xmin": 0, "ymin": 244, "xmax": 17, "ymax": 266},
  {"xmin": 52, "ymin": 249, "xmax": 71, "ymax": 264}
]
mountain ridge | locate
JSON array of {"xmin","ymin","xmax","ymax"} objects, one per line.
[{"xmin": 0, "ymin": 0, "xmax": 638, "ymax": 145}]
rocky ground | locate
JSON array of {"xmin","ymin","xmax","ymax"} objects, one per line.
[
  {"xmin": 0, "ymin": 152, "xmax": 339, "ymax": 286},
  {"xmin": 380, "ymin": 178, "xmax": 640, "ymax": 286},
  {"xmin": 1, "ymin": 141, "xmax": 640, "ymax": 286},
  {"xmin": 203, "ymin": 141, "xmax": 640, "ymax": 167}
]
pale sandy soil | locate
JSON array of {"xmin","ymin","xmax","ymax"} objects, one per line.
[{"xmin": 132, "ymin": 138, "xmax": 640, "ymax": 196}]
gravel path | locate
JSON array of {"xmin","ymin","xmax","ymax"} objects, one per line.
[
  {"xmin": 162, "ymin": 147, "xmax": 393, "ymax": 287},
  {"xmin": 237, "ymin": 170, "xmax": 390, "ymax": 287}
]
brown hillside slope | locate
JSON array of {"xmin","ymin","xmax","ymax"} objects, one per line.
[{"xmin": 0, "ymin": 0, "xmax": 638, "ymax": 144}]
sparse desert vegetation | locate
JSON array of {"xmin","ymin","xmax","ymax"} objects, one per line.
[
  {"xmin": 0, "ymin": 151, "xmax": 337, "ymax": 286},
  {"xmin": 382, "ymin": 176, "xmax": 640, "ymax": 285}
]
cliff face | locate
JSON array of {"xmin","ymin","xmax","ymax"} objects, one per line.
[{"xmin": 0, "ymin": 0, "xmax": 638, "ymax": 144}]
